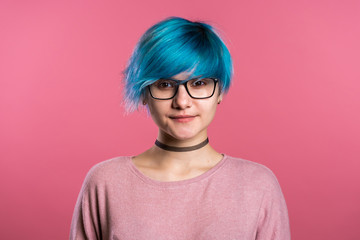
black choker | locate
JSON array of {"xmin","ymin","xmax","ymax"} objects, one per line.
[{"xmin": 155, "ymin": 138, "xmax": 209, "ymax": 152}]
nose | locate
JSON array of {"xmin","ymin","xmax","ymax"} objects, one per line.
[{"xmin": 172, "ymin": 84, "xmax": 192, "ymax": 109}]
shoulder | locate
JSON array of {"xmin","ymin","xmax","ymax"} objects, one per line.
[
  {"xmin": 223, "ymin": 155, "xmax": 283, "ymax": 193},
  {"xmin": 81, "ymin": 156, "xmax": 130, "ymax": 188}
]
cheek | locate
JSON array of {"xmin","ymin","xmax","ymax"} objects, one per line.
[
  {"xmin": 147, "ymin": 102, "xmax": 168, "ymax": 125},
  {"xmin": 199, "ymin": 102, "xmax": 219, "ymax": 122},
  {"xmin": 148, "ymin": 104, "xmax": 160, "ymax": 120}
]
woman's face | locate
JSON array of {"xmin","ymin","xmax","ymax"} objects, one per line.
[{"xmin": 145, "ymin": 72, "xmax": 223, "ymax": 143}]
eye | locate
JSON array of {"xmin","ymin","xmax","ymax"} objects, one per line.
[
  {"xmin": 155, "ymin": 80, "xmax": 175, "ymax": 89},
  {"xmin": 190, "ymin": 78, "xmax": 210, "ymax": 88}
]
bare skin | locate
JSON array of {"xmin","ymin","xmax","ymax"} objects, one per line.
[
  {"xmin": 132, "ymin": 141, "xmax": 224, "ymax": 182},
  {"xmin": 132, "ymin": 72, "xmax": 224, "ymax": 182}
]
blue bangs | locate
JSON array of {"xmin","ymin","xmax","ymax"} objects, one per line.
[{"xmin": 123, "ymin": 17, "xmax": 233, "ymax": 112}]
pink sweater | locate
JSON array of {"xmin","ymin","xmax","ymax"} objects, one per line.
[{"xmin": 70, "ymin": 155, "xmax": 290, "ymax": 239}]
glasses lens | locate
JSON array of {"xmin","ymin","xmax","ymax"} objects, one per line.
[
  {"xmin": 149, "ymin": 79, "xmax": 177, "ymax": 99},
  {"xmin": 187, "ymin": 78, "xmax": 215, "ymax": 98}
]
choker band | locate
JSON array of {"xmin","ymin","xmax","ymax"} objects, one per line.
[{"xmin": 155, "ymin": 138, "xmax": 209, "ymax": 152}]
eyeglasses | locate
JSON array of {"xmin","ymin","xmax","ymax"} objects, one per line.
[{"xmin": 148, "ymin": 77, "xmax": 218, "ymax": 100}]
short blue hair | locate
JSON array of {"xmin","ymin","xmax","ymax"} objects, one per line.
[{"xmin": 123, "ymin": 16, "xmax": 233, "ymax": 111}]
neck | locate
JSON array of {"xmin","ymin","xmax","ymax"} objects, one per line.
[
  {"xmin": 149, "ymin": 142, "xmax": 217, "ymax": 170},
  {"xmin": 133, "ymin": 131, "xmax": 223, "ymax": 175},
  {"xmin": 149, "ymin": 131, "xmax": 215, "ymax": 166},
  {"xmin": 156, "ymin": 130, "xmax": 209, "ymax": 148}
]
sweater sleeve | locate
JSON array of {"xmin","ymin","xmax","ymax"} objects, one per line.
[
  {"xmin": 255, "ymin": 175, "xmax": 291, "ymax": 240},
  {"xmin": 69, "ymin": 170, "xmax": 102, "ymax": 240}
]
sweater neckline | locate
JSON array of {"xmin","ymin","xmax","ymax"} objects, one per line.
[{"xmin": 127, "ymin": 154, "xmax": 229, "ymax": 187}]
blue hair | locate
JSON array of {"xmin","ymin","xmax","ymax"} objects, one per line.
[{"xmin": 123, "ymin": 16, "xmax": 233, "ymax": 112}]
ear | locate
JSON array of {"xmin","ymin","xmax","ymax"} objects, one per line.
[
  {"xmin": 140, "ymin": 89, "xmax": 150, "ymax": 106},
  {"xmin": 217, "ymin": 92, "xmax": 223, "ymax": 104},
  {"xmin": 141, "ymin": 91, "xmax": 149, "ymax": 105}
]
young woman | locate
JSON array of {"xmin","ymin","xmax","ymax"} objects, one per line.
[{"xmin": 70, "ymin": 17, "xmax": 290, "ymax": 240}]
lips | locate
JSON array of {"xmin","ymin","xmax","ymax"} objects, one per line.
[{"xmin": 169, "ymin": 115, "xmax": 196, "ymax": 123}]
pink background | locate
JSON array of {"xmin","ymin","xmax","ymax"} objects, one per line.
[{"xmin": 1, "ymin": 0, "xmax": 360, "ymax": 239}]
